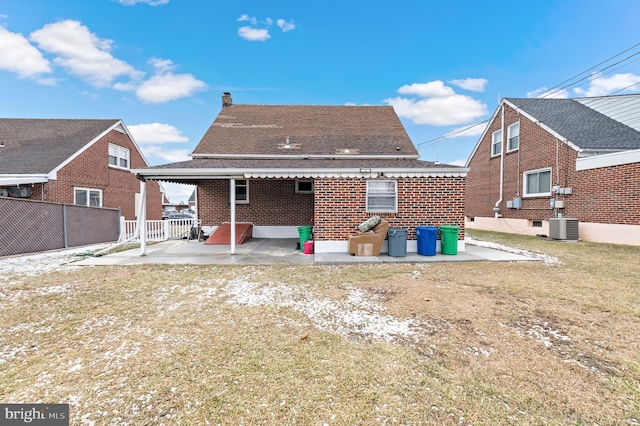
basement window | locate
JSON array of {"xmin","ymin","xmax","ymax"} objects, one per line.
[{"xmin": 295, "ymin": 180, "xmax": 314, "ymax": 194}]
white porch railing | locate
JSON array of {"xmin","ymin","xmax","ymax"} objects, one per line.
[{"xmin": 120, "ymin": 218, "xmax": 201, "ymax": 242}]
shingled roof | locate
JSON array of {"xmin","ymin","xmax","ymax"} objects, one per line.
[
  {"xmin": 191, "ymin": 104, "xmax": 419, "ymax": 158},
  {"xmin": 0, "ymin": 118, "xmax": 121, "ymax": 174},
  {"xmin": 505, "ymin": 97, "xmax": 640, "ymax": 150}
]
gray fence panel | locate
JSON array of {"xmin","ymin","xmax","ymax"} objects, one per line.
[
  {"xmin": 65, "ymin": 205, "xmax": 120, "ymax": 247},
  {"xmin": 0, "ymin": 197, "xmax": 120, "ymax": 257}
]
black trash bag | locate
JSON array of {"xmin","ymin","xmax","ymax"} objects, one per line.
[{"xmin": 7, "ymin": 186, "xmax": 34, "ymax": 198}]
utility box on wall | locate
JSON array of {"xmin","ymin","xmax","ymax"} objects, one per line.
[{"xmin": 507, "ymin": 197, "xmax": 522, "ymax": 209}]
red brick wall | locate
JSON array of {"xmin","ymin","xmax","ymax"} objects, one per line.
[
  {"xmin": 197, "ymin": 176, "xmax": 466, "ymax": 240},
  {"xmin": 572, "ymin": 162, "xmax": 640, "ymax": 225},
  {"xmin": 313, "ymin": 177, "xmax": 466, "ymax": 241},
  {"xmin": 37, "ymin": 129, "xmax": 161, "ymax": 220},
  {"xmin": 466, "ymin": 103, "xmax": 640, "ymax": 226},
  {"xmin": 197, "ymin": 179, "xmax": 314, "ymax": 226}
]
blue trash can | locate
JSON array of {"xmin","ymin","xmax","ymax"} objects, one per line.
[{"xmin": 416, "ymin": 226, "xmax": 438, "ymax": 256}]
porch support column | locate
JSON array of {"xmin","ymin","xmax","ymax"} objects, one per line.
[
  {"xmin": 139, "ymin": 179, "xmax": 147, "ymax": 256},
  {"xmin": 230, "ymin": 178, "xmax": 236, "ymax": 255}
]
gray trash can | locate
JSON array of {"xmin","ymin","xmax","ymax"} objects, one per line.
[{"xmin": 387, "ymin": 228, "xmax": 407, "ymax": 257}]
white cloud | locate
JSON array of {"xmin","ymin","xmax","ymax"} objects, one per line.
[
  {"xmin": 116, "ymin": 0, "xmax": 169, "ymax": 5},
  {"xmin": 0, "ymin": 26, "xmax": 51, "ymax": 77},
  {"xmin": 398, "ymin": 81, "xmax": 455, "ymax": 98},
  {"xmin": 0, "ymin": 14, "xmax": 9, "ymax": 19},
  {"xmin": 574, "ymin": 73, "xmax": 640, "ymax": 97},
  {"xmin": 141, "ymin": 145, "xmax": 191, "ymax": 163},
  {"xmin": 277, "ymin": 19, "xmax": 295, "ymax": 32},
  {"xmin": 30, "ymin": 20, "xmax": 143, "ymax": 87},
  {"xmin": 238, "ymin": 14, "xmax": 258, "ymax": 25},
  {"xmin": 135, "ymin": 62, "xmax": 207, "ymax": 103},
  {"xmin": 444, "ymin": 122, "xmax": 487, "ymax": 139},
  {"xmin": 128, "ymin": 123, "xmax": 189, "ymax": 144},
  {"xmin": 238, "ymin": 26, "xmax": 270, "ymax": 42},
  {"xmin": 37, "ymin": 77, "xmax": 57, "ymax": 86},
  {"xmin": 449, "ymin": 78, "xmax": 488, "ymax": 92},
  {"xmin": 386, "ymin": 80, "xmax": 488, "ymax": 126},
  {"xmin": 527, "ymin": 86, "xmax": 569, "ymax": 98}
]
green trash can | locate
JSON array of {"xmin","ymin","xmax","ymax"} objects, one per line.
[
  {"xmin": 439, "ymin": 225, "xmax": 459, "ymax": 255},
  {"xmin": 297, "ymin": 226, "xmax": 313, "ymax": 252}
]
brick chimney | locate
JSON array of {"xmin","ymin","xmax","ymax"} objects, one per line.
[{"xmin": 222, "ymin": 92, "xmax": 232, "ymax": 107}]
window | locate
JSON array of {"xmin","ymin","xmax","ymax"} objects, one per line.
[
  {"xmin": 74, "ymin": 187, "xmax": 102, "ymax": 207},
  {"xmin": 491, "ymin": 129, "xmax": 502, "ymax": 156},
  {"xmin": 507, "ymin": 122, "xmax": 520, "ymax": 151},
  {"xmin": 523, "ymin": 168, "xmax": 551, "ymax": 197},
  {"xmin": 366, "ymin": 180, "xmax": 397, "ymax": 213},
  {"xmin": 235, "ymin": 179, "xmax": 249, "ymax": 204},
  {"xmin": 295, "ymin": 180, "xmax": 314, "ymax": 194},
  {"xmin": 109, "ymin": 144, "xmax": 130, "ymax": 169}
]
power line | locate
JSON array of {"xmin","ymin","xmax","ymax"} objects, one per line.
[{"xmin": 415, "ymin": 42, "xmax": 640, "ymax": 152}]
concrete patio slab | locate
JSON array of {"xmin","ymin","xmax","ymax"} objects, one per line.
[{"xmin": 73, "ymin": 238, "xmax": 539, "ymax": 266}]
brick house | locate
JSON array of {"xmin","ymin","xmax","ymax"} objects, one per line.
[
  {"xmin": 0, "ymin": 119, "xmax": 163, "ymax": 220},
  {"xmin": 465, "ymin": 95, "xmax": 640, "ymax": 245},
  {"xmin": 133, "ymin": 93, "xmax": 468, "ymax": 253}
]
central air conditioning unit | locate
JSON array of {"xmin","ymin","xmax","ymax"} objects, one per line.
[
  {"xmin": 548, "ymin": 218, "xmax": 579, "ymax": 240},
  {"xmin": 0, "ymin": 189, "xmax": 8, "ymax": 197}
]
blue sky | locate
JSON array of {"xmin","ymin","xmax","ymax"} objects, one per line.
[{"xmin": 2, "ymin": 0, "xmax": 640, "ymax": 202}]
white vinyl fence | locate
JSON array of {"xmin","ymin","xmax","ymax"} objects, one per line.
[{"xmin": 120, "ymin": 218, "xmax": 200, "ymax": 242}]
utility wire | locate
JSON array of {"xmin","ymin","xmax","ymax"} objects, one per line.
[{"xmin": 415, "ymin": 42, "xmax": 640, "ymax": 151}]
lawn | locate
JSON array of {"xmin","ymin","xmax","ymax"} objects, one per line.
[{"xmin": 1, "ymin": 231, "xmax": 638, "ymax": 425}]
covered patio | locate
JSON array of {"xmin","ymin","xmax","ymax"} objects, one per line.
[{"xmin": 73, "ymin": 238, "xmax": 536, "ymax": 266}]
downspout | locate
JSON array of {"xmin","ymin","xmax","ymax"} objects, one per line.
[{"xmin": 494, "ymin": 101, "xmax": 505, "ymax": 218}]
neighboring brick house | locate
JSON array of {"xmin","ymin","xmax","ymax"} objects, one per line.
[
  {"xmin": 133, "ymin": 93, "xmax": 468, "ymax": 253},
  {"xmin": 465, "ymin": 95, "xmax": 640, "ymax": 246},
  {"xmin": 0, "ymin": 119, "xmax": 162, "ymax": 220}
]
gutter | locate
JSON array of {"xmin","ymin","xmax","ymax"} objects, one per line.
[
  {"xmin": 190, "ymin": 153, "xmax": 421, "ymax": 160},
  {"xmin": 130, "ymin": 167, "xmax": 470, "ymax": 180}
]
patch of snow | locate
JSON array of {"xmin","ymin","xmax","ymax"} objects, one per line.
[
  {"xmin": 223, "ymin": 274, "xmax": 425, "ymax": 344},
  {"xmin": 465, "ymin": 236, "xmax": 561, "ymax": 264},
  {"xmin": 0, "ymin": 243, "xmax": 112, "ymax": 286}
]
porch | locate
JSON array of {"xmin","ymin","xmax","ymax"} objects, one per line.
[{"xmin": 73, "ymin": 237, "xmax": 535, "ymax": 266}]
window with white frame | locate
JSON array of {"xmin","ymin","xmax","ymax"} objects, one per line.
[
  {"xmin": 109, "ymin": 144, "xmax": 130, "ymax": 169},
  {"xmin": 491, "ymin": 129, "xmax": 502, "ymax": 156},
  {"xmin": 295, "ymin": 180, "xmax": 314, "ymax": 194},
  {"xmin": 507, "ymin": 122, "xmax": 520, "ymax": 151},
  {"xmin": 235, "ymin": 179, "xmax": 249, "ymax": 204},
  {"xmin": 523, "ymin": 168, "xmax": 551, "ymax": 197},
  {"xmin": 366, "ymin": 180, "xmax": 397, "ymax": 213},
  {"xmin": 74, "ymin": 187, "xmax": 102, "ymax": 207}
]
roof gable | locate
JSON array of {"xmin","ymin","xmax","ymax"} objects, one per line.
[
  {"xmin": 505, "ymin": 97, "xmax": 640, "ymax": 150},
  {"xmin": 192, "ymin": 104, "xmax": 418, "ymax": 158},
  {"xmin": 0, "ymin": 118, "xmax": 121, "ymax": 175}
]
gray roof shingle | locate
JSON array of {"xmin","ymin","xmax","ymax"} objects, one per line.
[
  {"xmin": 0, "ymin": 119, "xmax": 120, "ymax": 175},
  {"xmin": 192, "ymin": 104, "xmax": 418, "ymax": 157},
  {"xmin": 506, "ymin": 97, "xmax": 640, "ymax": 150}
]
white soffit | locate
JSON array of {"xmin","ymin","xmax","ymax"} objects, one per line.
[{"xmin": 576, "ymin": 148, "xmax": 640, "ymax": 170}]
